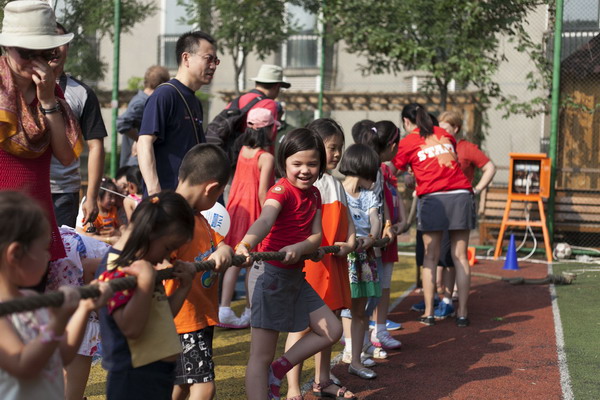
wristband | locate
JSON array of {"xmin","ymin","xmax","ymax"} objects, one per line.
[
  {"xmin": 39, "ymin": 102, "xmax": 61, "ymax": 115},
  {"xmin": 39, "ymin": 324, "xmax": 64, "ymax": 343},
  {"xmin": 235, "ymin": 241, "xmax": 252, "ymax": 252}
]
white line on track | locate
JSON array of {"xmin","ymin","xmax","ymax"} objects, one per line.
[{"xmin": 548, "ymin": 263, "xmax": 574, "ymax": 400}]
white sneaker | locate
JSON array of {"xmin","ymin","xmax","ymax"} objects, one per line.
[
  {"xmin": 371, "ymin": 330, "xmax": 402, "ymax": 350},
  {"xmin": 341, "ymin": 350, "xmax": 377, "ymax": 367},
  {"xmin": 216, "ymin": 307, "xmax": 245, "ymax": 329}
]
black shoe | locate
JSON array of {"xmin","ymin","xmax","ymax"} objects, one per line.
[
  {"xmin": 456, "ymin": 317, "xmax": 470, "ymax": 327},
  {"xmin": 418, "ymin": 316, "xmax": 435, "ymax": 326}
]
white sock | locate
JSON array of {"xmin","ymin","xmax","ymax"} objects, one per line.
[
  {"xmin": 376, "ymin": 324, "xmax": 386, "ymax": 335},
  {"xmin": 219, "ymin": 306, "xmax": 231, "ymax": 311},
  {"xmin": 442, "ymin": 297, "xmax": 451, "ymax": 305}
]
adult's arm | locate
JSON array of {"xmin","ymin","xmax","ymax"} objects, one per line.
[
  {"xmin": 473, "ymin": 161, "xmax": 496, "ymax": 195},
  {"xmin": 137, "ymin": 134, "xmax": 160, "ymax": 195},
  {"xmin": 32, "ymin": 59, "xmax": 75, "ymax": 165},
  {"xmin": 82, "ymin": 138, "xmax": 104, "ymax": 224}
]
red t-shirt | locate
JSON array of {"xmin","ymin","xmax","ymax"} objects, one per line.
[
  {"xmin": 456, "ymin": 140, "xmax": 490, "ymax": 183},
  {"xmin": 258, "ymin": 177, "xmax": 321, "ymax": 269},
  {"xmin": 393, "ymin": 126, "xmax": 472, "ymax": 196}
]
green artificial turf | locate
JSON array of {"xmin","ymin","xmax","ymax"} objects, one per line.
[{"xmin": 552, "ymin": 262, "xmax": 600, "ymax": 399}]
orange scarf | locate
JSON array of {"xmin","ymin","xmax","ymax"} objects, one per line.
[{"xmin": 0, "ymin": 56, "xmax": 83, "ymax": 159}]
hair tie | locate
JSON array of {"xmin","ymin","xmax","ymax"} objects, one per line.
[
  {"xmin": 371, "ymin": 127, "xmax": 377, "ymax": 134},
  {"xmin": 150, "ymin": 196, "xmax": 160, "ymax": 204}
]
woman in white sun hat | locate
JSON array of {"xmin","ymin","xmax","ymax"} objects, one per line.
[{"xmin": 0, "ymin": 0, "xmax": 83, "ymax": 275}]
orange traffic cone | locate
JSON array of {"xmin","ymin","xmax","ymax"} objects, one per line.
[{"xmin": 467, "ymin": 246, "xmax": 477, "ymax": 267}]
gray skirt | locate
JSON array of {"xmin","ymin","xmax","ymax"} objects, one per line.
[
  {"xmin": 247, "ymin": 261, "xmax": 325, "ymax": 332},
  {"xmin": 417, "ymin": 191, "xmax": 476, "ymax": 232}
]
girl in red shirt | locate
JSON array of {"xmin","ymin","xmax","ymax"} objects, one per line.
[
  {"xmin": 234, "ymin": 129, "xmax": 342, "ymax": 400},
  {"xmin": 392, "ymin": 103, "xmax": 475, "ymax": 328}
]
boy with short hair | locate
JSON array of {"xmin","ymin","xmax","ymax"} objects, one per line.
[{"xmin": 164, "ymin": 143, "xmax": 234, "ymax": 400}]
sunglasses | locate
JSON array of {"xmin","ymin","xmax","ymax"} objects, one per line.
[{"xmin": 14, "ymin": 47, "xmax": 57, "ymax": 61}]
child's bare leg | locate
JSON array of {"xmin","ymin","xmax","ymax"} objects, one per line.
[
  {"xmin": 189, "ymin": 382, "xmax": 216, "ymax": 400},
  {"xmin": 246, "ymin": 327, "xmax": 279, "ymax": 400},
  {"xmin": 64, "ymin": 354, "xmax": 92, "ymax": 400},
  {"xmin": 284, "ymin": 329, "xmax": 309, "ymax": 398},
  {"xmin": 442, "ymin": 267, "xmax": 456, "ymax": 300},
  {"xmin": 373, "ymin": 288, "xmax": 390, "ymax": 325},
  {"xmin": 220, "ymin": 265, "xmax": 241, "ymax": 308},
  {"xmin": 172, "ymin": 384, "xmax": 190, "ymax": 400},
  {"xmin": 283, "ymin": 305, "xmax": 342, "ymax": 365},
  {"xmin": 350, "ymin": 298, "xmax": 367, "ymax": 371}
]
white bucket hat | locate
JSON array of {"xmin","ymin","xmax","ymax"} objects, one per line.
[
  {"xmin": 0, "ymin": 0, "xmax": 74, "ymax": 50},
  {"xmin": 250, "ymin": 64, "xmax": 291, "ymax": 88}
]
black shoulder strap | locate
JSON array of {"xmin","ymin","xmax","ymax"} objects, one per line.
[
  {"xmin": 158, "ymin": 82, "xmax": 200, "ymax": 144},
  {"xmin": 240, "ymin": 90, "xmax": 266, "ymax": 113}
]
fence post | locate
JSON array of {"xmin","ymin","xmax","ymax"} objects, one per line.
[{"xmin": 547, "ymin": 0, "xmax": 565, "ymax": 245}]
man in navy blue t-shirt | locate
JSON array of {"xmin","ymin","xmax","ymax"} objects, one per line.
[{"xmin": 138, "ymin": 31, "xmax": 219, "ymax": 194}]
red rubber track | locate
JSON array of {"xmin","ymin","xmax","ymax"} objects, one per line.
[{"xmin": 321, "ymin": 259, "xmax": 562, "ymax": 400}]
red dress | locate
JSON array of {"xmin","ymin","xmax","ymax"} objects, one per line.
[
  {"xmin": 225, "ymin": 149, "xmax": 273, "ymax": 247},
  {"xmin": 0, "ymin": 147, "xmax": 66, "ymax": 261}
]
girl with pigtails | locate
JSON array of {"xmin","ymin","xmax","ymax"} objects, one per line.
[{"xmin": 96, "ymin": 192, "xmax": 198, "ymax": 400}]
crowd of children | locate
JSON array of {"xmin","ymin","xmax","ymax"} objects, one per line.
[{"xmin": 0, "ymin": 100, "xmax": 491, "ymax": 399}]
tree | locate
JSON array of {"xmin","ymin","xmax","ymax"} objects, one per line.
[
  {"xmin": 178, "ymin": 0, "xmax": 316, "ymax": 95},
  {"xmin": 324, "ymin": 0, "xmax": 544, "ymax": 110},
  {"xmin": 0, "ymin": 0, "xmax": 157, "ymax": 84}
]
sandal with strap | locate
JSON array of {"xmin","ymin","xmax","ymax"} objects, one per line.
[{"xmin": 312, "ymin": 379, "xmax": 357, "ymax": 400}]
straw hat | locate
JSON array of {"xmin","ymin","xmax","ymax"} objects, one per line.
[
  {"xmin": 0, "ymin": 0, "xmax": 74, "ymax": 50},
  {"xmin": 250, "ymin": 64, "xmax": 291, "ymax": 88}
]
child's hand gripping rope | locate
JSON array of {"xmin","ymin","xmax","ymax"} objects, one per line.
[{"xmin": 0, "ymin": 239, "xmax": 391, "ymax": 318}]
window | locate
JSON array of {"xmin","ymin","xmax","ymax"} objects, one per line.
[
  {"xmin": 158, "ymin": 0, "xmax": 195, "ymax": 70},
  {"xmin": 284, "ymin": 5, "xmax": 319, "ymax": 69}
]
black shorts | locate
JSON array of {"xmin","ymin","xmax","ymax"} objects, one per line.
[
  {"xmin": 173, "ymin": 326, "xmax": 215, "ymax": 385},
  {"xmin": 417, "ymin": 191, "xmax": 475, "ymax": 232}
]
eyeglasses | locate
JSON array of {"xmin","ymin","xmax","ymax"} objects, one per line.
[
  {"xmin": 14, "ymin": 47, "xmax": 57, "ymax": 61},
  {"xmin": 191, "ymin": 53, "xmax": 220, "ymax": 66}
]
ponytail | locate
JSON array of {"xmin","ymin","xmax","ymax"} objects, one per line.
[
  {"xmin": 113, "ymin": 191, "xmax": 194, "ymax": 267},
  {"xmin": 402, "ymin": 103, "xmax": 434, "ymax": 138}
]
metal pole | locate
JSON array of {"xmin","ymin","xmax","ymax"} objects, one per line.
[
  {"xmin": 316, "ymin": 0, "xmax": 325, "ymax": 118},
  {"xmin": 110, "ymin": 0, "xmax": 121, "ymax": 178},
  {"xmin": 547, "ymin": 0, "xmax": 564, "ymax": 244}
]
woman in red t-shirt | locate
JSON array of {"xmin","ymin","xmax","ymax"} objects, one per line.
[{"xmin": 392, "ymin": 103, "xmax": 475, "ymax": 328}]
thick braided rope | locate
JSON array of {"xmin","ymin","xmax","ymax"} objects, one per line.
[{"xmin": 0, "ymin": 239, "xmax": 390, "ymax": 317}]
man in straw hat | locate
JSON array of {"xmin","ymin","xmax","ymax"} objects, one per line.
[{"xmin": 138, "ymin": 31, "xmax": 219, "ymax": 195}]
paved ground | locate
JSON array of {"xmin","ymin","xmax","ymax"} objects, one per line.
[{"xmin": 308, "ymin": 259, "xmax": 563, "ymax": 400}]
